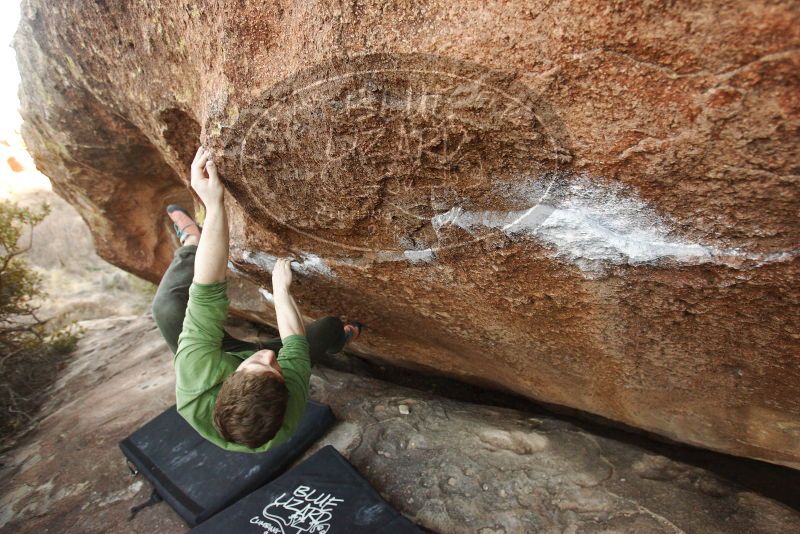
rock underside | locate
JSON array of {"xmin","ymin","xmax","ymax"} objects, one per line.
[
  {"xmin": 13, "ymin": 1, "xmax": 800, "ymax": 467},
  {"xmin": 1, "ymin": 316, "xmax": 799, "ymax": 533}
]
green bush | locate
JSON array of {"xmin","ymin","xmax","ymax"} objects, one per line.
[
  {"xmin": 0, "ymin": 200, "xmax": 49, "ymax": 353},
  {"xmin": 0, "ymin": 200, "xmax": 83, "ymax": 445}
]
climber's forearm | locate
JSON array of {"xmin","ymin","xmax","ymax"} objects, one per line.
[
  {"xmin": 193, "ymin": 201, "xmax": 229, "ymax": 284},
  {"xmin": 274, "ymin": 287, "xmax": 306, "ymax": 339},
  {"xmin": 288, "ymin": 290, "xmax": 304, "ymax": 325}
]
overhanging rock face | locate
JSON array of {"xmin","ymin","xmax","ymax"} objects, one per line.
[{"xmin": 15, "ymin": 1, "xmax": 800, "ymax": 467}]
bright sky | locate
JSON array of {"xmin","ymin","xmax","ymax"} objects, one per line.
[
  {"xmin": 0, "ymin": 0, "xmax": 51, "ymax": 197},
  {"xmin": 0, "ymin": 1, "xmax": 21, "ymax": 136}
]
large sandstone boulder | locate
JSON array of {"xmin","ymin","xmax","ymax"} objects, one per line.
[{"xmin": 13, "ymin": 1, "xmax": 800, "ymax": 467}]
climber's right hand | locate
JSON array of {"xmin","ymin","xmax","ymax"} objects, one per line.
[
  {"xmin": 190, "ymin": 146, "xmax": 225, "ymax": 208},
  {"xmin": 272, "ymin": 257, "xmax": 294, "ymax": 294}
]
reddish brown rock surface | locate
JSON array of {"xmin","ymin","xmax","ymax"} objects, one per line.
[{"xmin": 13, "ymin": 1, "xmax": 800, "ymax": 467}]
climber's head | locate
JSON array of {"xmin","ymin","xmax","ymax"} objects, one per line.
[
  {"xmin": 212, "ymin": 349, "xmax": 288, "ymax": 448},
  {"xmin": 238, "ymin": 348, "xmax": 284, "ymax": 378}
]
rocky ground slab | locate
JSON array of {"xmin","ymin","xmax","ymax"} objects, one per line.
[{"xmin": 1, "ymin": 316, "xmax": 798, "ymax": 533}]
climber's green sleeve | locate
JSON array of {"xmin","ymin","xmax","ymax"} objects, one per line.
[{"xmin": 173, "ymin": 281, "xmax": 311, "ymax": 453}]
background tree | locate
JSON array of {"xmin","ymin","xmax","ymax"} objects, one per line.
[
  {"xmin": 0, "ymin": 200, "xmax": 80, "ymax": 445},
  {"xmin": 0, "ymin": 200, "xmax": 49, "ymax": 354}
]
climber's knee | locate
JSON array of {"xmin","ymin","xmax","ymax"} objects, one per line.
[{"xmin": 151, "ymin": 294, "xmax": 185, "ymax": 346}]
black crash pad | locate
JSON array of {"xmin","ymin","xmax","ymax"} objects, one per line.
[
  {"xmin": 190, "ymin": 445, "xmax": 425, "ymax": 534},
  {"xmin": 119, "ymin": 400, "xmax": 336, "ymax": 527}
]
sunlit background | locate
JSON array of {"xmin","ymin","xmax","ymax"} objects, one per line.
[
  {"xmin": 0, "ymin": 1, "xmax": 51, "ymax": 198},
  {"xmin": 0, "ymin": 1, "xmax": 154, "ymax": 327}
]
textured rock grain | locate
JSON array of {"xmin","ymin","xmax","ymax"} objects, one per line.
[{"xmin": 13, "ymin": 1, "xmax": 800, "ymax": 467}]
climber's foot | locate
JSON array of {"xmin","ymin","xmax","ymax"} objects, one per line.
[
  {"xmin": 167, "ymin": 204, "xmax": 201, "ymax": 246},
  {"xmin": 343, "ymin": 321, "xmax": 363, "ymax": 345}
]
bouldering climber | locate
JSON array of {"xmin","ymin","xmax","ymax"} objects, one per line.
[{"xmin": 150, "ymin": 145, "xmax": 361, "ymax": 452}]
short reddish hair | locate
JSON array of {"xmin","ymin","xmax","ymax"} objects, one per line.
[{"xmin": 213, "ymin": 371, "xmax": 288, "ymax": 448}]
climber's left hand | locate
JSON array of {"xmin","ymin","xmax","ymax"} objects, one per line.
[{"xmin": 190, "ymin": 146, "xmax": 225, "ymax": 208}]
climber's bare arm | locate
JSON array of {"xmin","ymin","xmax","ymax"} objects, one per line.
[
  {"xmin": 191, "ymin": 147, "xmax": 229, "ymax": 284},
  {"xmin": 272, "ymin": 258, "xmax": 306, "ymax": 339}
]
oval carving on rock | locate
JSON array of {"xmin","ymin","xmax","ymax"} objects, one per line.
[{"xmin": 222, "ymin": 53, "xmax": 572, "ymax": 257}]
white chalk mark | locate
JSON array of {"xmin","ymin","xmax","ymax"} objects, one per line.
[
  {"xmin": 501, "ymin": 173, "xmax": 558, "ymax": 233},
  {"xmin": 241, "ymin": 251, "xmax": 277, "ymax": 272},
  {"xmin": 258, "ymin": 287, "xmax": 274, "ymax": 303},
  {"xmin": 238, "ymin": 175, "xmax": 795, "ymax": 276},
  {"xmin": 242, "ymin": 251, "xmax": 336, "ymax": 278},
  {"xmin": 431, "ymin": 175, "xmax": 798, "ymax": 274},
  {"xmin": 403, "ymin": 248, "xmax": 435, "ymax": 263},
  {"xmin": 227, "ymin": 261, "xmax": 246, "ymax": 275},
  {"xmin": 294, "ymin": 253, "xmax": 335, "ymax": 277}
]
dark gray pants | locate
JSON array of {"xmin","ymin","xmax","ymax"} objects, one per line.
[{"xmin": 151, "ymin": 245, "xmax": 346, "ymax": 359}]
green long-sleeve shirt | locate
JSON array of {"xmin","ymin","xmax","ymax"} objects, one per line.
[{"xmin": 174, "ymin": 282, "xmax": 310, "ymax": 453}]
